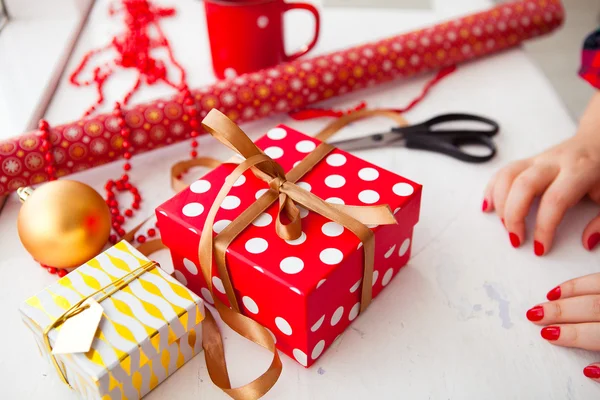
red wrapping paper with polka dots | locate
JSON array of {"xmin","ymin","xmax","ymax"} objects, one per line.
[
  {"xmin": 0, "ymin": 0, "xmax": 564, "ymax": 195},
  {"xmin": 155, "ymin": 125, "xmax": 422, "ymax": 367}
]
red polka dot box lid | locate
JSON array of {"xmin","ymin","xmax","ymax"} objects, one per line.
[{"xmin": 155, "ymin": 125, "xmax": 421, "ymax": 367}]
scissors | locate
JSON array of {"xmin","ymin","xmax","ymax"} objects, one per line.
[{"xmin": 330, "ymin": 113, "xmax": 500, "ymax": 163}]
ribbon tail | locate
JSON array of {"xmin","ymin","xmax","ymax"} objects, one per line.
[{"xmin": 202, "ymin": 307, "xmax": 233, "ymax": 390}]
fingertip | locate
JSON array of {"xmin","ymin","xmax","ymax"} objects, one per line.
[
  {"xmin": 482, "ymin": 198, "xmax": 489, "ymax": 212},
  {"xmin": 534, "ymin": 240, "xmax": 545, "ymax": 257},
  {"xmin": 526, "ymin": 305, "xmax": 544, "ymax": 322},
  {"xmin": 546, "ymin": 286, "xmax": 561, "ymax": 301},
  {"xmin": 540, "ymin": 326, "xmax": 560, "ymax": 341},
  {"xmin": 509, "ymin": 232, "xmax": 520, "ymax": 247},
  {"xmin": 587, "ymin": 232, "xmax": 600, "ymax": 251},
  {"xmin": 584, "ymin": 364, "xmax": 600, "ymax": 380}
]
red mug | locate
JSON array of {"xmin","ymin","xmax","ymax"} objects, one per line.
[{"xmin": 203, "ymin": 0, "xmax": 321, "ymax": 79}]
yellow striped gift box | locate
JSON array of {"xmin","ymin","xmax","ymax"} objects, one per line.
[{"xmin": 20, "ymin": 240, "xmax": 205, "ymax": 400}]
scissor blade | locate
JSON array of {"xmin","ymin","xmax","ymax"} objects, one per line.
[{"xmin": 331, "ymin": 133, "xmax": 403, "ymax": 152}]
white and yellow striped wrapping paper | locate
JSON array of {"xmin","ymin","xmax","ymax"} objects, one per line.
[{"xmin": 20, "ymin": 241, "xmax": 205, "ymax": 400}]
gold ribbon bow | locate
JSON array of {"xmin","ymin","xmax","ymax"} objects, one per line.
[
  {"xmin": 195, "ymin": 109, "xmax": 399, "ymax": 399},
  {"xmin": 43, "ymin": 260, "xmax": 159, "ymax": 387}
]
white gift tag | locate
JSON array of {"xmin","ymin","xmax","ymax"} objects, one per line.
[{"xmin": 52, "ymin": 298, "xmax": 104, "ymax": 355}]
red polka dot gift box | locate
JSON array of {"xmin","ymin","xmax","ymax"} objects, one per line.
[{"xmin": 155, "ymin": 124, "xmax": 421, "ymax": 367}]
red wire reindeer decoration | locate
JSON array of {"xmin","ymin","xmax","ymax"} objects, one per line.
[{"xmin": 70, "ymin": 0, "xmax": 188, "ymax": 117}]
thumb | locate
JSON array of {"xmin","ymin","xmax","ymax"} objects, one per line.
[
  {"xmin": 582, "ymin": 213, "xmax": 600, "ymax": 251},
  {"xmin": 584, "ymin": 363, "xmax": 600, "ymax": 381}
]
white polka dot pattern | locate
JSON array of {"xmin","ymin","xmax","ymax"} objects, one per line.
[
  {"xmin": 264, "ymin": 146, "xmax": 284, "ymax": 159},
  {"xmin": 201, "ymin": 288, "xmax": 214, "ymax": 304},
  {"xmin": 245, "ymin": 238, "xmax": 268, "ymax": 254},
  {"xmin": 233, "ymin": 175, "xmax": 246, "ymax": 187},
  {"xmin": 311, "ymin": 340, "xmax": 325, "ymax": 359},
  {"xmin": 325, "ymin": 175, "xmax": 346, "ymax": 188},
  {"xmin": 399, "ymin": 238, "xmax": 411, "ymax": 256},
  {"xmin": 254, "ymin": 266, "xmax": 264, "ymax": 273},
  {"xmin": 317, "ymin": 279, "xmax": 326, "ymax": 288},
  {"xmin": 252, "ymin": 213, "xmax": 272, "ymax": 227},
  {"xmin": 358, "ymin": 190, "xmax": 380, "ymax": 204},
  {"xmin": 298, "ymin": 206, "xmax": 309, "ymax": 218},
  {"xmin": 174, "ymin": 270, "xmax": 187, "ymax": 286},
  {"xmin": 190, "ymin": 180, "xmax": 211, "ymax": 193},
  {"xmin": 320, "ymin": 248, "xmax": 343, "ymax": 265},
  {"xmin": 321, "ymin": 222, "xmax": 344, "ymax": 237},
  {"xmin": 349, "ymin": 302, "xmax": 360, "ymax": 321},
  {"xmin": 382, "ymin": 268, "xmax": 394, "ymax": 286},
  {"xmin": 293, "ymin": 349, "xmax": 307, "ymax": 366},
  {"xmin": 243, "ymin": 296, "xmax": 259, "ymax": 314},
  {"xmin": 384, "ymin": 245, "xmax": 396, "ymax": 259},
  {"xmin": 212, "ymin": 277, "xmax": 225, "ymax": 294},
  {"xmin": 350, "ymin": 279, "xmax": 361, "ymax": 293},
  {"xmin": 372, "ymin": 270, "xmax": 379, "ymax": 286},
  {"xmin": 311, "ymin": 315, "xmax": 325, "ymax": 332},
  {"xmin": 275, "ymin": 317, "xmax": 293, "ymax": 335},
  {"xmin": 183, "ymin": 258, "xmax": 198, "ymax": 275},
  {"xmin": 326, "ymin": 153, "xmax": 346, "ymax": 166},
  {"xmin": 330, "ymin": 306, "xmax": 344, "ymax": 326},
  {"xmin": 296, "ymin": 140, "xmax": 316, "ymax": 153},
  {"xmin": 182, "ymin": 203, "xmax": 204, "ymax": 217},
  {"xmin": 290, "ymin": 287, "xmax": 302, "ymax": 295},
  {"xmin": 257, "ymin": 15, "xmax": 269, "ymax": 28},
  {"xmin": 255, "ymin": 188, "xmax": 268, "ymax": 199},
  {"xmin": 358, "ymin": 167, "xmax": 379, "ymax": 181},
  {"xmin": 267, "ymin": 127, "xmax": 287, "ymax": 140},
  {"xmin": 213, "ymin": 220, "xmax": 231, "ymax": 234},
  {"xmin": 221, "ymin": 195, "xmax": 241, "ymax": 210},
  {"xmin": 393, "ymin": 182, "xmax": 414, "ymax": 196},
  {"xmin": 280, "ymin": 257, "xmax": 304, "ymax": 274}
]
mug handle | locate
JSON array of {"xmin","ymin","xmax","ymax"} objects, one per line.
[{"xmin": 282, "ymin": 2, "xmax": 321, "ymax": 62}]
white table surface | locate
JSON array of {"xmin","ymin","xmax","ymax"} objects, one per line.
[{"xmin": 2, "ymin": 0, "xmax": 599, "ymax": 399}]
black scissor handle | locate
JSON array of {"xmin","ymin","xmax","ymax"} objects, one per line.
[
  {"xmin": 403, "ymin": 131, "xmax": 497, "ymax": 163},
  {"xmin": 403, "ymin": 113, "xmax": 500, "ymax": 137}
]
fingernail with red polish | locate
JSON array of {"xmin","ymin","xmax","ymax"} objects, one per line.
[
  {"xmin": 584, "ymin": 365, "xmax": 600, "ymax": 379},
  {"xmin": 541, "ymin": 326, "xmax": 560, "ymax": 341},
  {"xmin": 482, "ymin": 199, "xmax": 488, "ymax": 212},
  {"xmin": 588, "ymin": 233, "xmax": 600, "ymax": 251},
  {"xmin": 534, "ymin": 240, "xmax": 544, "ymax": 257},
  {"xmin": 509, "ymin": 232, "xmax": 520, "ymax": 248},
  {"xmin": 526, "ymin": 305, "xmax": 544, "ymax": 322},
  {"xmin": 546, "ymin": 286, "xmax": 561, "ymax": 301}
]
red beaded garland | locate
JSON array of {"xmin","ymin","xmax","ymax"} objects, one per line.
[
  {"xmin": 36, "ymin": 121, "xmax": 61, "ymax": 275},
  {"xmin": 103, "ymin": 102, "xmax": 144, "ymax": 243},
  {"xmin": 38, "ymin": 119, "xmax": 56, "ymax": 182}
]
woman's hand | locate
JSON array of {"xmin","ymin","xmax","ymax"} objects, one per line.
[
  {"xmin": 526, "ymin": 273, "xmax": 600, "ymax": 381},
  {"xmin": 483, "ymin": 92, "xmax": 600, "ymax": 255}
]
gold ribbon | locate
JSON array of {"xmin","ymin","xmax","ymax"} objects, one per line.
[
  {"xmin": 126, "ymin": 108, "xmax": 409, "ymax": 399},
  {"xmin": 43, "ymin": 260, "xmax": 159, "ymax": 388},
  {"xmin": 195, "ymin": 109, "xmax": 398, "ymax": 399}
]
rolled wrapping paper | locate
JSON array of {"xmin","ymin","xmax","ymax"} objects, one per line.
[{"xmin": 0, "ymin": 0, "xmax": 564, "ymax": 195}]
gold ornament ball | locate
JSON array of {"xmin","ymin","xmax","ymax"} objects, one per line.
[{"xmin": 17, "ymin": 180, "xmax": 111, "ymax": 269}]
